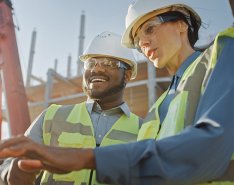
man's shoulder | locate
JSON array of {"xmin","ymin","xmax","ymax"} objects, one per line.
[{"xmin": 46, "ymin": 102, "xmax": 86, "ymax": 112}]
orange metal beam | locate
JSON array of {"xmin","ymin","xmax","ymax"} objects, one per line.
[
  {"xmin": 0, "ymin": 77, "xmax": 2, "ymax": 139},
  {"xmin": 0, "ymin": 0, "xmax": 30, "ymax": 136}
]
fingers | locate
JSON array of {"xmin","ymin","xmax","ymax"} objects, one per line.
[
  {"xmin": 0, "ymin": 135, "xmax": 30, "ymax": 158},
  {"xmin": 7, "ymin": 159, "xmax": 38, "ymax": 185},
  {"xmin": 19, "ymin": 159, "xmax": 71, "ymax": 174},
  {"xmin": 18, "ymin": 159, "xmax": 44, "ymax": 172},
  {"xmin": 0, "ymin": 136, "xmax": 44, "ymax": 159},
  {"xmin": 0, "ymin": 148, "xmax": 26, "ymax": 158},
  {"xmin": 0, "ymin": 136, "xmax": 92, "ymax": 174},
  {"xmin": 0, "ymin": 135, "xmax": 29, "ymax": 150}
]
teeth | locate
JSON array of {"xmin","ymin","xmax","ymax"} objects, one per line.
[{"xmin": 91, "ymin": 78, "xmax": 106, "ymax": 83}]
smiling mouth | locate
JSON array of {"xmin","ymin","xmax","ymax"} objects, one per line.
[
  {"xmin": 89, "ymin": 75, "xmax": 109, "ymax": 84},
  {"xmin": 90, "ymin": 78, "xmax": 107, "ymax": 83}
]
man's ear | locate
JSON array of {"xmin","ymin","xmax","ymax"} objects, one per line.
[{"xmin": 124, "ymin": 69, "xmax": 132, "ymax": 83}]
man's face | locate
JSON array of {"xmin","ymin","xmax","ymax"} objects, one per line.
[
  {"xmin": 83, "ymin": 57, "xmax": 127, "ymax": 99},
  {"xmin": 134, "ymin": 16, "xmax": 184, "ymax": 69}
]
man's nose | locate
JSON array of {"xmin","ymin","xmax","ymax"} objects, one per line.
[{"xmin": 90, "ymin": 62, "xmax": 105, "ymax": 73}]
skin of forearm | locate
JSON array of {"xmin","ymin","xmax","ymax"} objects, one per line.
[{"xmin": 80, "ymin": 148, "xmax": 96, "ymax": 170}]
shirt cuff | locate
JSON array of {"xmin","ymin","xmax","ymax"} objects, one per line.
[
  {"xmin": 94, "ymin": 143, "xmax": 131, "ymax": 185},
  {"xmin": 195, "ymin": 118, "xmax": 220, "ymax": 127}
]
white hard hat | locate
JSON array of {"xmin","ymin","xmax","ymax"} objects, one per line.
[
  {"xmin": 122, "ymin": 0, "xmax": 201, "ymax": 48},
  {"xmin": 80, "ymin": 31, "xmax": 137, "ymax": 79}
]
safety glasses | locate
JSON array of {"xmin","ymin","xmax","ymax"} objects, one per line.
[
  {"xmin": 133, "ymin": 17, "xmax": 163, "ymax": 53},
  {"xmin": 84, "ymin": 58, "xmax": 128, "ymax": 70},
  {"xmin": 133, "ymin": 13, "xmax": 185, "ymax": 53}
]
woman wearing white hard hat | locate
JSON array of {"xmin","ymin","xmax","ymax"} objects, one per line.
[
  {"xmin": 0, "ymin": 1, "xmax": 234, "ymax": 185},
  {"xmin": 93, "ymin": 1, "xmax": 234, "ymax": 184},
  {"xmin": 119, "ymin": 0, "xmax": 234, "ymax": 185}
]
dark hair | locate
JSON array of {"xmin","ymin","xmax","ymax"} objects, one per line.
[
  {"xmin": 158, "ymin": 11, "xmax": 200, "ymax": 47},
  {"xmin": 120, "ymin": 61, "xmax": 131, "ymax": 70}
]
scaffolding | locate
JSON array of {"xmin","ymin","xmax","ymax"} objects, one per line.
[{"xmin": 25, "ymin": 61, "xmax": 171, "ymax": 120}]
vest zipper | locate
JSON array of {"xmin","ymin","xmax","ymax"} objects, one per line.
[{"xmin": 88, "ymin": 170, "xmax": 94, "ymax": 185}]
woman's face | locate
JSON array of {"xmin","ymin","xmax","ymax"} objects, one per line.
[{"xmin": 134, "ymin": 16, "xmax": 184, "ymax": 69}]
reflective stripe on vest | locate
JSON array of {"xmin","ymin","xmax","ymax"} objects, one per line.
[
  {"xmin": 138, "ymin": 48, "xmax": 209, "ymax": 140},
  {"xmin": 199, "ymin": 28, "xmax": 234, "ymax": 185},
  {"xmin": 138, "ymin": 27, "xmax": 234, "ymax": 184},
  {"xmin": 41, "ymin": 102, "xmax": 140, "ymax": 185}
]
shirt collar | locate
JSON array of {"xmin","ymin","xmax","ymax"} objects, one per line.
[
  {"xmin": 85, "ymin": 100, "xmax": 131, "ymax": 118},
  {"xmin": 176, "ymin": 51, "xmax": 201, "ymax": 78},
  {"xmin": 86, "ymin": 99, "xmax": 95, "ymax": 114}
]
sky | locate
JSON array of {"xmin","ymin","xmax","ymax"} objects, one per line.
[
  {"xmin": 10, "ymin": 0, "xmax": 234, "ymax": 83},
  {"xmin": 1, "ymin": 0, "xmax": 233, "ymax": 139}
]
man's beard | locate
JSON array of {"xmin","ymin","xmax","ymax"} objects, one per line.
[{"xmin": 88, "ymin": 77, "xmax": 126, "ymax": 100}]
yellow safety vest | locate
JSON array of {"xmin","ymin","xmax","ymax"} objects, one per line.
[
  {"xmin": 41, "ymin": 102, "xmax": 140, "ymax": 185},
  {"xmin": 138, "ymin": 28, "xmax": 234, "ymax": 185}
]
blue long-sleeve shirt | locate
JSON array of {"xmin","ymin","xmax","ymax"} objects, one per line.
[
  {"xmin": 159, "ymin": 51, "xmax": 201, "ymax": 122},
  {"xmin": 94, "ymin": 35, "xmax": 234, "ymax": 184}
]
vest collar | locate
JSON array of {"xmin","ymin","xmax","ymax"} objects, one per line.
[
  {"xmin": 86, "ymin": 100, "xmax": 131, "ymax": 118},
  {"xmin": 176, "ymin": 51, "xmax": 201, "ymax": 79}
]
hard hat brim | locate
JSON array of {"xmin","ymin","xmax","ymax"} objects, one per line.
[{"xmin": 121, "ymin": 4, "xmax": 201, "ymax": 48}]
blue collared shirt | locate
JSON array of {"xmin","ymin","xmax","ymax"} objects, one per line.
[
  {"xmin": 86, "ymin": 100, "xmax": 131, "ymax": 144},
  {"xmin": 159, "ymin": 51, "xmax": 201, "ymax": 122},
  {"xmin": 25, "ymin": 101, "xmax": 133, "ymax": 145}
]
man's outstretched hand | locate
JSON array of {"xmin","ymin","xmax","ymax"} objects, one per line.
[{"xmin": 0, "ymin": 136, "xmax": 96, "ymax": 173}]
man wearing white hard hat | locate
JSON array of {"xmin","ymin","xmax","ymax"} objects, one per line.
[
  {"xmin": 0, "ymin": 1, "xmax": 234, "ymax": 185},
  {"xmin": 0, "ymin": 31, "xmax": 142, "ymax": 185}
]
